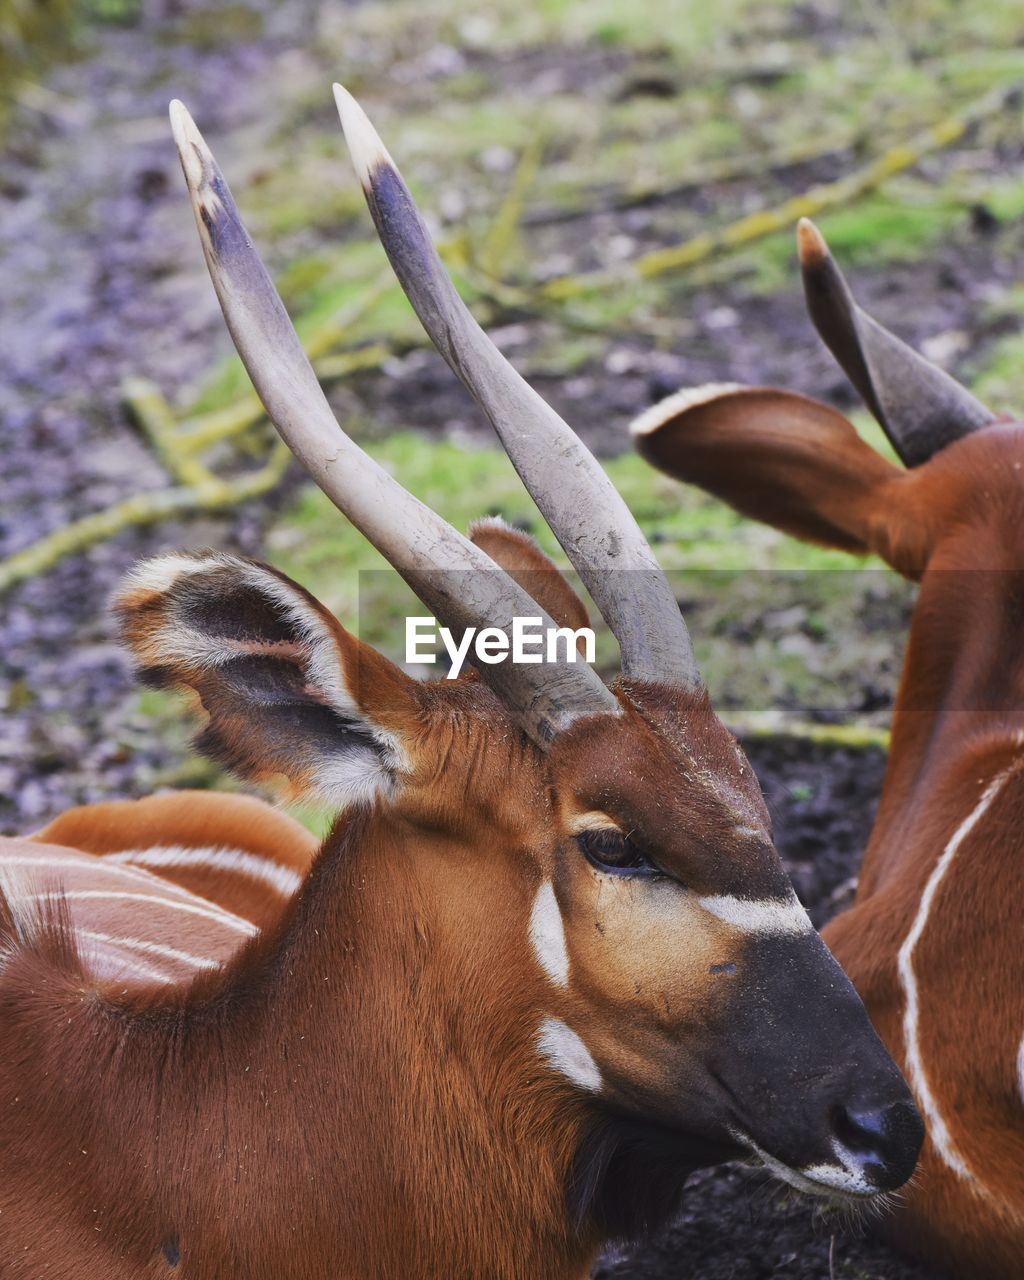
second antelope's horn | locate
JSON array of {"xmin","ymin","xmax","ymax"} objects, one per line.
[{"xmin": 797, "ymin": 218, "xmax": 995, "ymax": 467}]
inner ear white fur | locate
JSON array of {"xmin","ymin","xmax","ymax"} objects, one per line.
[
  {"xmin": 233, "ymin": 561, "xmax": 408, "ymax": 774},
  {"xmin": 124, "ymin": 554, "xmax": 219, "ymax": 597},
  {"xmin": 120, "ymin": 554, "xmax": 410, "ymax": 813},
  {"xmin": 312, "ymin": 749, "xmax": 397, "ymax": 812}
]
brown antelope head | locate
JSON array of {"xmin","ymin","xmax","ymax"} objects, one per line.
[
  {"xmin": 631, "ymin": 217, "xmax": 1020, "ymax": 636},
  {"xmin": 142, "ymin": 102, "xmax": 923, "ymax": 1239}
]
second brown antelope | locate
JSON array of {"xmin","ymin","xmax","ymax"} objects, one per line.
[
  {"xmin": 633, "ymin": 218, "xmax": 1024, "ymax": 1279},
  {"xmin": 0, "ymin": 101, "xmax": 922, "ymax": 1278}
]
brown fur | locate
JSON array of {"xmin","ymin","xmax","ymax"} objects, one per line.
[
  {"xmin": 0, "ymin": 834, "xmax": 253, "ymax": 985},
  {"xmin": 0, "ymin": 530, "xmax": 917, "ymax": 1277},
  {"xmin": 32, "ymin": 792, "xmax": 317, "ymax": 930},
  {"xmin": 469, "ymin": 518, "xmax": 593, "ymax": 644},
  {"xmin": 638, "ymin": 385, "xmax": 1024, "ymax": 1276},
  {"xmin": 0, "ymin": 747, "xmax": 595, "ymax": 1279}
]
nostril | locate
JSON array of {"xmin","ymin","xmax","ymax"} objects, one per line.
[
  {"xmin": 832, "ymin": 1103, "xmax": 888, "ymax": 1154},
  {"xmin": 831, "ymin": 1099, "xmax": 924, "ymax": 1190}
]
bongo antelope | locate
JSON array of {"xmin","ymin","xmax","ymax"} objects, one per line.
[
  {"xmin": 0, "ymin": 104, "xmax": 922, "ymax": 1279},
  {"xmin": 633, "ymin": 218, "xmax": 1024, "ymax": 1279}
]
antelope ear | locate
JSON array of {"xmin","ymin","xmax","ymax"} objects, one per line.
[
  {"xmin": 469, "ymin": 517, "xmax": 591, "ymax": 639},
  {"xmin": 631, "ymin": 384, "xmax": 905, "ymax": 557},
  {"xmin": 115, "ymin": 553, "xmax": 419, "ymax": 810}
]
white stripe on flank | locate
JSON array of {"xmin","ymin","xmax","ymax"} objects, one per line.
[
  {"xmin": 1017, "ymin": 1035, "xmax": 1024, "ymax": 1109},
  {"xmin": 536, "ymin": 1017, "xmax": 601, "ymax": 1093},
  {"xmin": 108, "ymin": 844, "xmax": 302, "ymax": 898},
  {"xmin": 897, "ymin": 769, "xmax": 1012, "ymax": 1183},
  {"xmin": 2, "ymin": 853, "xmax": 207, "ymax": 897},
  {"xmin": 25, "ymin": 891, "xmax": 258, "ymax": 936},
  {"xmin": 529, "ymin": 881, "xmax": 569, "ymax": 987},
  {"xmin": 76, "ymin": 931, "xmax": 221, "ymax": 972},
  {"xmin": 698, "ymin": 894, "xmax": 812, "ymax": 935},
  {"xmin": 78, "ymin": 938, "xmax": 174, "ymax": 986}
]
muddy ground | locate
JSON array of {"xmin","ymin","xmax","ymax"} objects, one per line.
[{"xmin": 2, "ymin": 0, "xmax": 1016, "ymax": 1274}]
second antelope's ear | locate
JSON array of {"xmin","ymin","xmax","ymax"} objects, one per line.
[
  {"xmin": 631, "ymin": 385, "xmax": 904, "ymax": 556},
  {"xmin": 115, "ymin": 553, "xmax": 419, "ymax": 810},
  {"xmin": 469, "ymin": 518, "xmax": 591, "ymax": 642}
]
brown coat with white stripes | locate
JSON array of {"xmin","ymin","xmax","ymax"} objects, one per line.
[
  {"xmin": 635, "ymin": 381, "xmax": 1024, "ymax": 1276},
  {"xmin": 0, "ymin": 529, "xmax": 918, "ymax": 1279},
  {"xmin": 33, "ymin": 791, "xmax": 317, "ymax": 931}
]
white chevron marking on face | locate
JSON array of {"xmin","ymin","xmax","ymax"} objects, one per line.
[
  {"xmin": 536, "ymin": 1017, "xmax": 601, "ymax": 1093},
  {"xmin": 529, "ymin": 880, "xmax": 569, "ymax": 987},
  {"xmin": 698, "ymin": 894, "xmax": 812, "ymax": 935}
]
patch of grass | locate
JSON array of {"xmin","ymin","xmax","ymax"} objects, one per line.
[
  {"xmin": 743, "ymin": 190, "xmax": 965, "ymax": 293},
  {"xmin": 811, "ymin": 196, "xmax": 961, "ymax": 267},
  {"xmin": 0, "ymin": 0, "xmax": 78, "ymax": 135},
  {"xmin": 981, "ymin": 175, "xmax": 1024, "ymax": 224},
  {"xmin": 973, "ymin": 330, "xmax": 1024, "ymax": 410}
]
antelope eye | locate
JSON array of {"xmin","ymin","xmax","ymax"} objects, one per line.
[{"xmin": 577, "ymin": 828, "xmax": 659, "ymax": 877}]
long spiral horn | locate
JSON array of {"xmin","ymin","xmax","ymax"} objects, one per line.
[
  {"xmin": 333, "ymin": 85, "xmax": 699, "ymax": 688},
  {"xmin": 169, "ymin": 100, "xmax": 620, "ymax": 744}
]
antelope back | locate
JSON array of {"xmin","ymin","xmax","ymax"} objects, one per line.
[
  {"xmin": 0, "ymin": 835, "xmax": 255, "ymax": 989},
  {"xmin": 33, "ymin": 792, "xmax": 317, "ymax": 931}
]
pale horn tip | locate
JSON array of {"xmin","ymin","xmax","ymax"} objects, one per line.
[
  {"xmin": 796, "ymin": 217, "xmax": 829, "ymax": 269},
  {"xmin": 168, "ymin": 99, "xmax": 210, "ymax": 194},
  {"xmin": 333, "ymin": 83, "xmax": 395, "ymax": 187}
]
